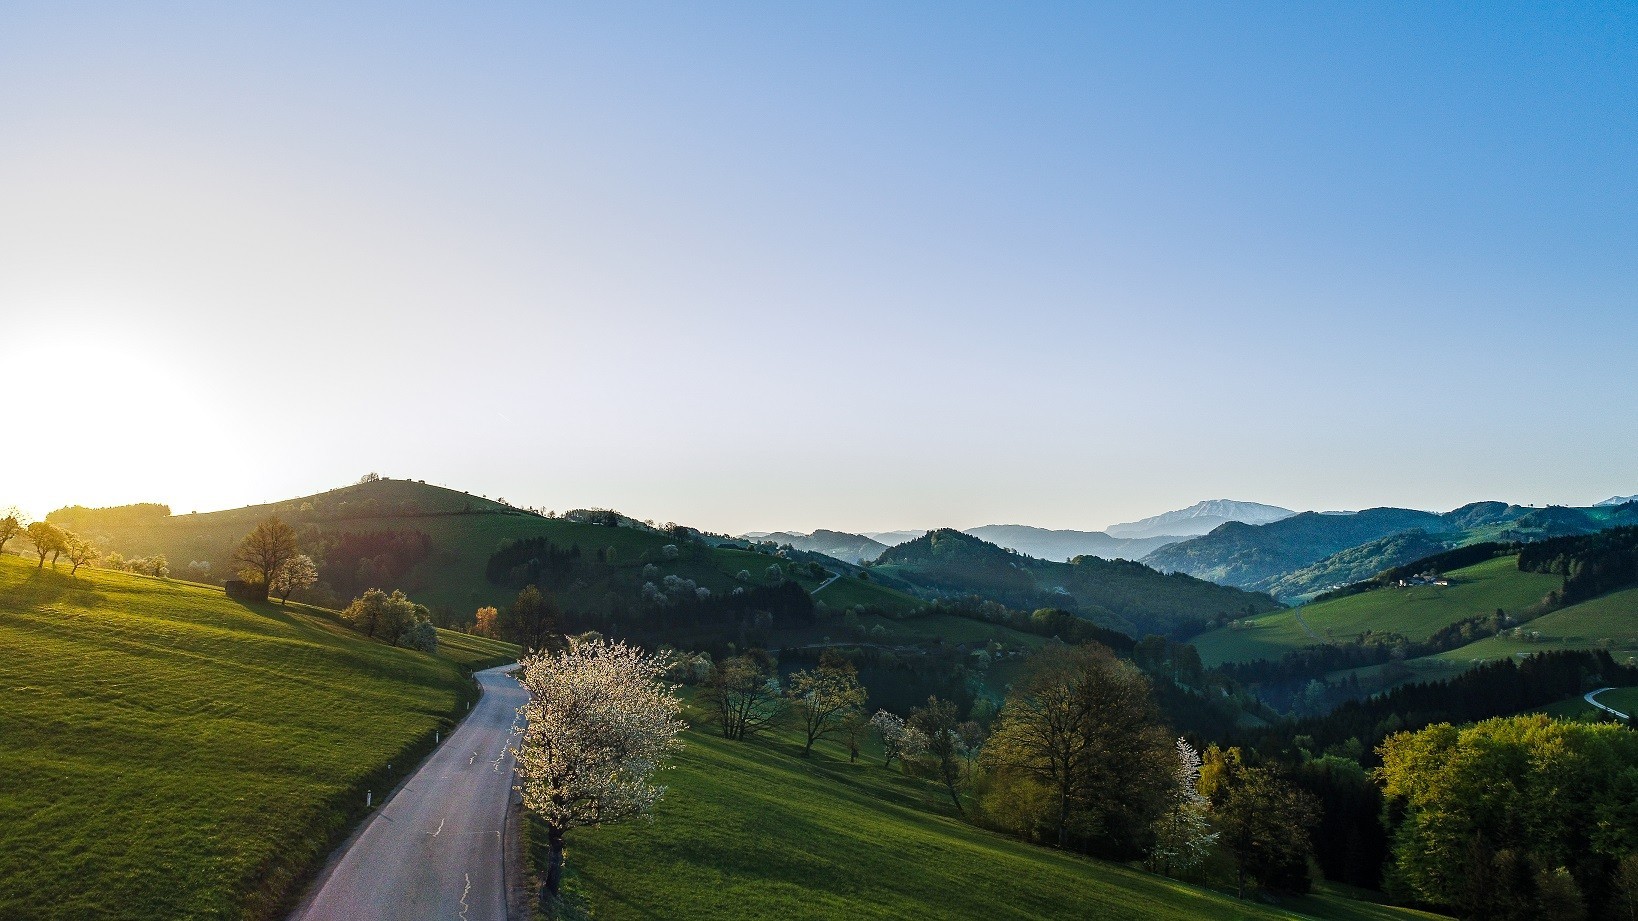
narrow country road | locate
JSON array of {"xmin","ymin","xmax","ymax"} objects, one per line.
[
  {"xmin": 291, "ymin": 663, "xmax": 527, "ymax": 921},
  {"xmin": 1586, "ymin": 687, "xmax": 1631, "ymax": 721}
]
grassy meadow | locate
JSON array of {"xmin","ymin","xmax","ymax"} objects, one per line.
[
  {"xmin": 1190, "ymin": 556, "xmax": 1560, "ymax": 666},
  {"xmin": 1419, "ymin": 584, "xmax": 1638, "ymax": 666},
  {"xmin": 541, "ymin": 701, "xmax": 1446, "ymax": 921},
  {"xmin": 0, "ymin": 554, "xmax": 516, "ymax": 920}
]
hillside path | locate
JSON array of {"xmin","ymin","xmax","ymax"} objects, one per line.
[
  {"xmin": 1292, "ymin": 610, "xmax": 1321, "ymax": 641},
  {"xmin": 811, "ymin": 570, "xmax": 843, "ymax": 595},
  {"xmin": 290, "ymin": 663, "xmax": 527, "ymax": 921},
  {"xmin": 1586, "ymin": 687, "xmax": 1631, "ymax": 721}
]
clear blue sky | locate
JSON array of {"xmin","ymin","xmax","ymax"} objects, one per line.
[{"xmin": 2, "ymin": 2, "xmax": 1634, "ymax": 533}]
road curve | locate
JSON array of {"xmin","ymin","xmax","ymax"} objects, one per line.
[
  {"xmin": 1586, "ymin": 687, "xmax": 1631, "ymax": 721},
  {"xmin": 291, "ymin": 663, "xmax": 527, "ymax": 921}
]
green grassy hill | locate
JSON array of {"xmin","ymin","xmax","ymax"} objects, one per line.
[
  {"xmin": 1419, "ymin": 584, "xmax": 1638, "ymax": 667},
  {"xmin": 0, "ymin": 554, "xmax": 516, "ymax": 920},
  {"xmin": 1190, "ymin": 555, "xmax": 1560, "ymax": 667},
  {"xmin": 547, "ymin": 699, "xmax": 1445, "ymax": 921},
  {"xmin": 46, "ymin": 478, "xmax": 924, "ymax": 622}
]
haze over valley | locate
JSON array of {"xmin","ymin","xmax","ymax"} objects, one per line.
[{"xmin": 5, "ymin": 4, "xmax": 1636, "ymax": 920}]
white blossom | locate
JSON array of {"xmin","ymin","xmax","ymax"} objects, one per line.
[
  {"xmin": 514, "ymin": 637, "xmax": 685, "ymax": 836},
  {"xmin": 1148, "ymin": 737, "xmax": 1218, "ymax": 876}
]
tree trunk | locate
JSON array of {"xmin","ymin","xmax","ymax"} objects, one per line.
[{"xmin": 541, "ymin": 826, "xmax": 566, "ymax": 902}]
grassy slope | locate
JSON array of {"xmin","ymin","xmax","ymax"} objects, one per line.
[
  {"xmin": 1190, "ymin": 556, "xmax": 1559, "ymax": 666},
  {"xmin": 552, "ymin": 712, "xmax": 1443, "ymax": 921},
  {"xmin": 812, "ymin": 574, "xmax": 924, "ymax": 614},
  {"xmin": 1420, "ymin": 584, "xmax": 1638, "ymax": 666},
  {"xmin": 0, "ymin": 554, "xmax": 516, "ymax": 921},
  {"xmin": 52, "ymin": 478, "xmax": 923, "ymax": 619}
]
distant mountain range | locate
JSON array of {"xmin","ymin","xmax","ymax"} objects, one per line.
[
  {"xmin": 754, "ymin": 499, "xmax": 1293, "ymax": 565},
  {"xmin": 871, "ymin": 529, "xmax": 1279, "ymax": 638},
  {"xmin": 1103, "ymin": 499, "xmax": 1296, "ymax": 539},
  {"xmin": 752, "ymin": 530, "xmax": 890, "ymax": 565},
  {"xmin": 1146, "ymin": 501, "xmax": 1638, "ymax": 602},
  {"xmin": 750, "ymin": 497, "xmax": 1638, "ymax": 607},
  {"xmin": 960, "ymin": 525, "xmax": 1178, "ymax": 563}
]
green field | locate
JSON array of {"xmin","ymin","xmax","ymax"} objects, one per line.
[
  {"xmin": 0, "ymin": 554, "xmax": 517, "ymax": 920},
  {"xmin": 1588, "ymin": 686, "xmax": 1638, "ymax": 716},
  {"xmin": 546, "ymin": 704, "xmax": 1444, "ymax": 921},
  {"xmin": 813, "ymin": 572, "xmax": 924, "ymax": 615},
  {"xmin": 1418, "ymin": 585, "xmax": 1638, "ymax": 667},
  {"xmin": 1190, "ymin": 556, "xmax": 1560, "ymax": 666}
]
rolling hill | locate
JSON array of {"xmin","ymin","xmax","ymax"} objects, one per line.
[
  {"xmin": 1189, "ymin": 554, "xmax": 1561, "ymax": 667},
  {"xmin": 0, "ymin": 552, "xmax": 516, "ymax": 921},
  {"xmin": 1423, "ymin": 584, "xmax": 1638, "ymax": 668},
  {"xmin": 45, "ymin": 478, "xmax": 925, "ymax": 624},
  {"xmin": 871, "ymin": 529, "xmax": 1280, "ymax": 638},
  {"xmin": 547, "ymin": 693, "xmax": 1446, "ymax": 921},
  {"xmin": 962, "ymin": 524, "xmax": 1178, "ymax": 563},
  {"xmin": 1258, "ymin": 531, "xmax": 1454, "ymax": 603},
  {"xmin": 752, "ymin": 529, "xmax": 891, "ymax": 564},
  {"xmin": 1145, "ymin": 502, "xmax": 1638, "ymax": 600}
]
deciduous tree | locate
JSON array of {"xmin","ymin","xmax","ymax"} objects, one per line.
[
  {"xmin": 25, "ymin": 521, "xmax": 65, "ymax": 568},
  {"xmin": 234, "ymin": 516, "xmax": 298, "ymax": 599},
  {"xmin": 63, "ymin": 533, "xmax": 99, "ymax": 575},
  {"xmin": 982, "ymin": 643, "xmax": 1174, "ymax": 853},
  {"xmin": 869, "ymin": 709, "xmax": 927, "ymax": 768},
  {"xmin": 786, "ymin": 653, "xmax": 866, "ymax": 756},
  {"xmin": 911, "ymin": 696, "xmax": 967, "ymax": 814},
  {"xmin": 1148, "ymin": 737, "xmax": 1217, "ymax": 877},
  {"xmin": 1213, "ymin": 759, "xmax": 1319, "ymax": 899},
  {"xmin": 501, "ymin": 584, "xmax": 563, "ymax": 653},
  {"xmin": 703, "ymin": 652, "xmax": 782, "ymax": 741},
  {"xmin": 270, "ymin": 553, "xmax": 318, "ymax": 605},
  {"xmin": 0, "ymin": 508, "xmax": 23, "ymax": 555},
  {"xmin": 514, "ymin": 638, "xmax": 683, "ymax": 903}
]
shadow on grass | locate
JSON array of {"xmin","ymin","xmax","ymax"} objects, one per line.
[{"xmin": 15, "ymin": 566, "xmax": 108, "ymax": 609}]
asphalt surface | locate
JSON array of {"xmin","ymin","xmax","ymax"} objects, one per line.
[
  {"xmin": 291, "ymin": 663, "xmax": 527, "ymax": 921},
  {"xmin": 1586, "ymin": 687, "xmax": 1631, "ymax": 720}
]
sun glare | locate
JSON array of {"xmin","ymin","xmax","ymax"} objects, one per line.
[{"xmin": 0, "ymin": 327, "xmax": 245, "ymax": 520}]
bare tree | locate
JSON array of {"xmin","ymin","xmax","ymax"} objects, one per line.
[
  {"xmin": 234, "ymin": 517, "xmax": 297, "ymax": 600},
  {"xmin": 703, "ymin": 653, "xmax": 783, "ymax": 740},
  {"xmin": 0, "ymin": 507, "xmax": 23, "ymax": 555}
]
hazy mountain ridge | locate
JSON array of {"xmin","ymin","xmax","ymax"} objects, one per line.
[
  {"xmin": 1104, "ymin": 499, "xmax": 1296, "ymax": 539},
  {"xmin": 1148, "ymin": 501, "xmax": 1638, "ymax": 601},
  {"xmin": 960, "ymin": 525, "xmax": 1177, "ymax": 562},
  {"xmin": 750, "ymin": 529, "xmax": 891, "ymax": 565},
  {"xmin": 871, "ymin": 528, "xmax": 1280, "ymax": 638}
]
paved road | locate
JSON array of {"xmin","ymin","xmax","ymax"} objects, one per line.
[
  {"xmin": 1586, "ymin": 687, "xmax": 1631, "ymax": 720},
  {"xmin": 291, "ymin": 663, "xmax": 527, "ymax": 921},
  {"xmin": 811, "ymin": 570, "xmax": 843, "ymax": 595}
]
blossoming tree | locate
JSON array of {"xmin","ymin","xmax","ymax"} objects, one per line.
[
  {"xmin": 514, "ymin": 637, "xmax": 685, "ymax": 903},
  {"xmin": 1148, "ymin": 737, "xmax": 1217, "ymax": 877}
]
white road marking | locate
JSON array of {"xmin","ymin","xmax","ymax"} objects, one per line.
[{"xmin": 428, "ymin": 818, "xmax": 445, "ymax": 837}]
